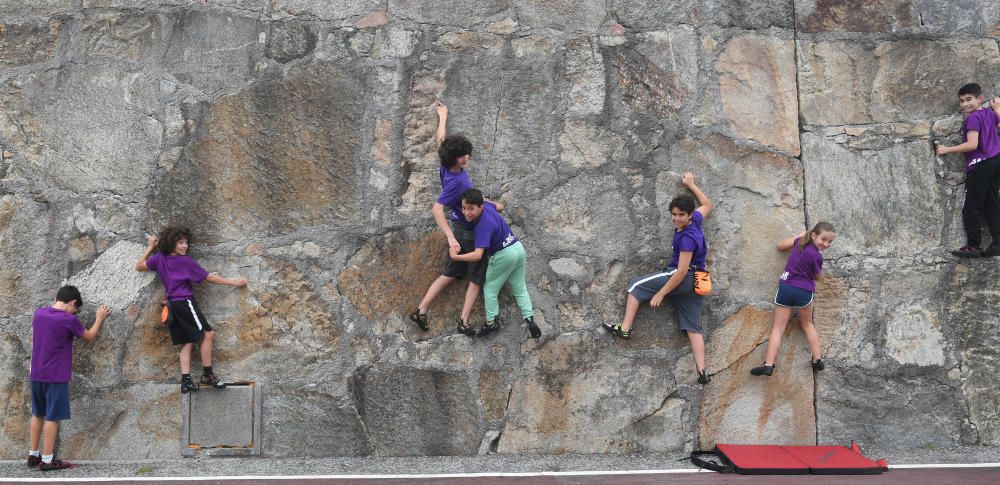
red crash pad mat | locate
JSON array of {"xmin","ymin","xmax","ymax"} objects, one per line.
[{"xmin": 714, "ymin": 444, "xmax": 884, "ymax": 475}]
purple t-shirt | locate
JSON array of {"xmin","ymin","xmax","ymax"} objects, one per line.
[
  {"xmin": 146, "ymin": 253, "xmax": 209, "ymax": 300},
  {"xmin": 668, "ymin": 210, "xmax": 708, "ymax": 270},
  {"xmin": 30, "ymin": 307, "xmax": 85, "ymax": 383},
  {"xmin": 962, "ymin": 108, "xmax": 1000, "ymax": 172},
  {"xmin": 473, "ymin": 204, "xmax": 519, "ymax": 254},
  {"xmin": 779, "ymin": 237, "xmax": 823, "ymax": 292},
  {"xmin": 437, "ymin": 165, "xmax": 473, "ymax": 228}
]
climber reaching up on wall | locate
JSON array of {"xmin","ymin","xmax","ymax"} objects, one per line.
[
  {"xmin": 409, "ymin": 100, "xmax": 505, "ymax": 336},
  {"xmin": 135, "ymin": 226, "xmax": 247, "ymax": 394},
  {"xmin": 936, "ymin": 83, "xmax": 1000, "ymax": 258},
  {"xmin": 749, "ymin": 222, "xmax": 836, "ymax": 378},
  {"xmin": 603, "ymin": 172, "xmax": 713, "ymax": 385}
]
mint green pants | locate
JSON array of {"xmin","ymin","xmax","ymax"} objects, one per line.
[{"xmin": 484, "ymin": 241, "xmax": 533, "ymax": 322}]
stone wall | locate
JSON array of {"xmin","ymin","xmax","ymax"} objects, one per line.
[{"xmin": 1, "ymin": 0, "xmax": 999, "ymax": 458}]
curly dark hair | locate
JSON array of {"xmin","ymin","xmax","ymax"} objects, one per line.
[
  {"xmin": 156, "ymin": 225, "xmax": 192, "ymax": 255},
  {"xmin": 668, "ymin": 195, "xmax": 696, "ymax": 215},
  {"xmin": 438, "ymin": 134, "xmax": 473, "ymax": 169}
]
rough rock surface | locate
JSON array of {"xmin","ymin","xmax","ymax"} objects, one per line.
[{"xmin": 1, "ymin": 0, "xmax": 999, "ymax": 460}]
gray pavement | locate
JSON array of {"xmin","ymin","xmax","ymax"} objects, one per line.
[{"xmin": 0, "ymin": 446, "xmax": 998, "ymax": 480}]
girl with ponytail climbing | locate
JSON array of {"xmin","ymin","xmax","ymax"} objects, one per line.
[{"xmin": 751, "ymin": 222, "xmax": 836, "ymax": 377}]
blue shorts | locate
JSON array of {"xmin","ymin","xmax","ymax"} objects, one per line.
[
  {"xmin": 774, "ymin": 282, "xmax": 814, "ymax": 308},
  {"xmin": 31, "ymin": 381, "xmax": 71, "ymax": 421}
]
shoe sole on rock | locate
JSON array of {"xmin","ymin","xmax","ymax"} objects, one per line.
[
  {"xmin": 526, "ymin": 320, "xmax": 541, "ymax": 339},
  {"xmin": 409, "ymin": 311, "xmax": 429, "ymax": 331}
]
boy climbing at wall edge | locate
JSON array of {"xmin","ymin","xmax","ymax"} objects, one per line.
[
  {"xmin": 936, "ymin": 83, "xmax": 1000, "ymax": 257},
  {"xmin": 26, "ymin": 286, "xmax": 111, "ymax": 471}
]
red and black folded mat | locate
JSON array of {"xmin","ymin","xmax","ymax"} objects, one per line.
[{"xmin": 690, "ymin": 441, "xmax": 889, "ymax": 475}]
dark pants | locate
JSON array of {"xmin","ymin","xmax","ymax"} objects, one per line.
[{"xmin": 963, "ymin": 154, "xmax": 1000, "ymax": 248}]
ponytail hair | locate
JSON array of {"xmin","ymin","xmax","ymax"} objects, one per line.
[{"xmin": 798, "ymin": 221, "xmax": 835, "ymax": 252}]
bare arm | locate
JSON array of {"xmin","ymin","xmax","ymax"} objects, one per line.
[
  {"xmin": 993, "ymin": 97, "xmax": 1000, "ymax": 127},
  {"xmin": 206, "ymin": 273, "xmax": 248, "ymax": 287},
  {"xmin": 433, "ymin": 202, "xmax": 461, "ymax": 253},
  {"xmin": 484, "ymin": 197, "xmax": 505, "ymax": 212},
  {"xmin": 435, "ymin": 100, "xmax": 448, "ymax": 146},
  {"xmin": 650, "ymin": 251, "xmax": 693, "ymax": 308},
  {"xmin": 777, "ymin": 231, "xmax": 807, "ymax": 251},
  {"xmin": 135, "ymin": 235, "xmax": 157, "ymax": 272},
  {"xmin": 81, "ymin": 305, "xmax": 110, "ymax": 341},
  {"xmin": 682, "ymin": 172, "xmax": 712, "ymax": 218},
  {"xmin": 937, "ymin": 131, "xmax": 979, "ymax": 155},
  {"xmin": 449, "ymin": 247, "xmax": 484, "ymax": 262}
]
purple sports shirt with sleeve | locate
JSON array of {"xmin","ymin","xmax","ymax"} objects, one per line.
[
  {"xmin": 962, "ymin": 108, "xmax": 1000, "ymax": 172},
  {"xmin": 437, "ymin": 165, "xmax": 474, "ymax": 228},
  {"xmin": 30, "ymin": 307, "xmax": 85, "ymax": 383},
  {"xmin": 146, "ymin": 253, "xmax": 210, "ymax": 300},
  {"xmin": 779, "ymin": 237, "xmax": 823, "ymax": 292},
  {"xmin": 668, "ymin": 210, "xmax": 708, "ymax": 270},
  {"xmin": 473, "ymin": 204, "xmax": 518, "ymax": 254}
]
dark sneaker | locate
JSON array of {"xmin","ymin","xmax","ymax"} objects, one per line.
[
  {"xmin": 982, "ymin": 244, "xmax": 1000, "ymax": 258},
  {"xmin": 477, "ymin": 318, "xmax": 501, "ymax": 337},
  {"xmin": 200, "ymin": 373, "xmax": 226, "ymax": 389},
  {"xmin": 602, "ymin": 323, "xmax": 631, "ymax": 339},
  {"xmin": 27, "ymin": 455, "xmax": 40, "ymax": 467},
  {"xmin": 181, "ymin": 378, "xmax": 199, "ymax": 394},
  {"xmin": 698, "ymin": 369, "xmax": 711, "ymax": 385},
  {"xmin": 952, "ymin": 245, "xmax": 981, "ymax": 258},
  {"xmin": 812, "ymin": 358, "xmax": 825, "ymax": 372},
  {"xmin": 409, "ymin": 308, "xmax": 429, "ymax": 331},
  {"xmin": 456, "ymin": 320, "xmax": 476, "ymax": 337},
  {"xmin": 525, "ymin": 317, "xmax": 541, "ymax": 339},
  {"xmin": 750, "ymin": 363, "xmax": 774, "ymax": 376},
  {"xmin": 38, "ymin": 459, "xmax": 77, "ymax": 471}
]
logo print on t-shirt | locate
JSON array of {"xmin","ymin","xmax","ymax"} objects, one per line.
[{"xmin": 780, "ymin": 271, "xmax": 789, "ymax": 281}]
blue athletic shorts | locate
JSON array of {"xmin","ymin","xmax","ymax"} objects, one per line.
[
  {"xmin": 31, "ymin": 381, "xmax": 71, "ymax": 421},
  {"xmin": 774, "ymin": 282, "xmax": 814, "ymax": 308}
]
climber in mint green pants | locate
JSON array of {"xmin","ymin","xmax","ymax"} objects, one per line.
[{"xmin": 449, "ymin": 188, "xmax": 541, "ymax": 339}]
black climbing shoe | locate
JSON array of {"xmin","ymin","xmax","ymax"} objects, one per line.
[
  {"xmin": 526, "ymin": 317, "xmax": 541, "ymax": 339},
  {"xmin": 477, "ymin": 317, "xmax": 501, "ymax": 337},
  {"xmin": 456, "ymin": 319, "xmax": 476, "ymax": 337},
  {"xmin": 750, "ymin": 363, "xmax": 774, "ymax": 376},
  {"xmin": 952, "ymin": 245, "xmax": 981, "ymax": 258},
  {"xmin": 409, "ymin": 308, "xmax": 429, "ymax": 331},
  {"xmin": 200, "ymin": 373, "xmax": 226, "ymax": 389},
  {"xmin": 812, "ymin": 358, "xmax": 825, "ymax": 372},
  {"xmin": 698, "ymin": 369, "xmax": 711, "ymax": 385},
  {"xmin": 181, "ymin": 377, "xmax": 199, "ymax": 394},
  {"xmin": 602, "ymin": 323, "xmax": 631, "ymax": 339}
]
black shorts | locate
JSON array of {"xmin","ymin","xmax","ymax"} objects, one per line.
[
  {"xmin": 441, "ymin": 221, "xmax": 488, "ymax": 286},
  {"xmin": 166, "ymin": 298, "xmax": 214, "ymax": 345}
]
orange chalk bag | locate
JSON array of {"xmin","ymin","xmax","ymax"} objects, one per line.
[{"xmin": 693, "ymin": 269, "xmax": 711, "ymax": 296}]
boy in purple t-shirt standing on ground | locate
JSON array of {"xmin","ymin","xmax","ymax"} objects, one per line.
[
  {"xmin": 27, "ymin": 285, "xmax": 110, "ymax": 471},
  {"xmin": 936, "ymin": 83, "xmax": 1000, "ymax": 257}
]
